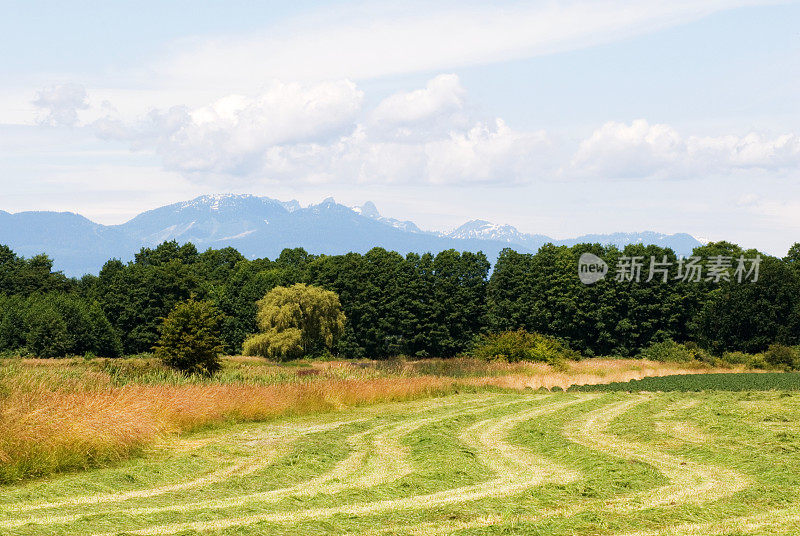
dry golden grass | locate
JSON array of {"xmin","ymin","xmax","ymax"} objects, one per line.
[
  {"xmin": 0, "ymin": 356, "xmax": 741, "ymax": 484},
  {"xmin": 466, "ymin": 359, "xmax": 746, "ymax": 391},
  {"xmin": 0, "ymin": 374, "xmax": 457, "ymax": 483}
]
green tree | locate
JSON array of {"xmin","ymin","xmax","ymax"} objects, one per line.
[
  {"xmin": 785, "ymin": 243, "xmax": 800, "ymax": 268},
  {"xmin": 154, "ymin": 298, "xmax": 224, "ymax": 375},
  {"xmin": 0, "ymin": 295, "xmax": 27, "ymax": 351},
  {"xmin": 243, "ymin": 283, "xmax": 346, "ymax": 360},
  {"xmin": 25, "ymin": 298, "xmax": 69, "ymax": 358},
  {"xmin": 307, "ymin": 252, "xmax": 369, "ymax": 358},
  {"xmin": 214, "ymin": 258, "xmax": 280, "ymax": 353},
  {"xmin": 86, "ymin": 301, "xmax": 123, "ymax": 357},
  {"xmin": 430, "ymin": 250, "xmax": 490, "ymax": 356},
  {"xmin": 93, "ymin": 250, "xmax": 202, "ymax": 354},
  {"xmin": 693, "ymin": 254, "xmax": 800, "ymax": 353}
]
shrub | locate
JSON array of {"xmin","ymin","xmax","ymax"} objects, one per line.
[
  {"xmin": 154, "ymin": 299, "xmax": 224, "ymax": 375},
  {"xmin": 638, "ymin": 339, "xmax": 711, "ymax": 364},
  {"xmin": 717, "ymin": 350, "xmax": 773, "ymax": 370},
  {"xmin": 719, "ymin": 351, "xmax": 752, "ymax": 366},
  {"xmin": 747, "ymin": 353, "xmax": 770, "ymax": 370},
  {"xmin": 470, "ymin": 329, "xmax": 579, "ymax": 364},
  {"xmin": 243, "ymin": 284, "xmax": 346, "ymax": 361},
  {"xmin": 764, "ymin": 344, "xmax": 800, "ymax": 371}
]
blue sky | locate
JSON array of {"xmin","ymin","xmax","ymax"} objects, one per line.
[{"xmin": 1, "ymin": 0, "xmax": 799, "ymax": 253}]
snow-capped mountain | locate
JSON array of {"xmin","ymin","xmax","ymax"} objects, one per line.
[
  {"xmin": 118, "ymin": 194, "xmax": 290, "ymax": 245},
  {"xmin": 351, "ymin": 201, "xmax": 425, "ymax": 233},
  {"xmin": 0, "ymin": 194, "xmax": 704, "ymax": 276},
  {"xmin": 445, "ymin": 220, "xmax": 552, "ymax": 251}
]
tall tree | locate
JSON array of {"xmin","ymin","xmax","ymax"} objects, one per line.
[{"xmin": 243, "ymin": 283, "xmax": 346, "ymax": 360}]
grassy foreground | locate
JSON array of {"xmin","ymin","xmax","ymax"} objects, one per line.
[
  {"xmin": 0, "ymin": 357, "xmax": 734, "ymax": 484},
  {"xmin": 1, "ymin": 389, "xmax": 799, "ymax": 535}
]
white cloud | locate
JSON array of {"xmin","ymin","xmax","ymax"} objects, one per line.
[
  {"xmin": 371, "ymin": 74, "xmax": 466, "ymax": 126},
  {"xmin": 96, "ymin": 80, "xmax": 364, "ymax": 176},
  {"xmin": 94, "ymin": 74, "xmax": 554, "ymax": 185},
  {"xmin": 571, "ymin": 119, "xmax": 800, "ymax": 179},
  {"xmin": 424, "ymin": 119, "xmax": 550, "ymax": 184},
  {"xmin": 33, "ymin": 84, "xmax": 89, "ymax": 127},
  {"xmin": 368, "ymin": 74, "xmax": 472, "ymax": 143},
  {"xmin": 89, "ymin": 78, "xmax": 800, "ymax": 187},
  {"xmin": 688, "ymin": 132, "xmax": 800, "ymax": 170},
  {"xmin": 154, "ymin": 0, "xmax": 774, "ymax": 89},
  {"xmin": 571, "ymin": 119, "xmax": 687, "ymax": 179}
]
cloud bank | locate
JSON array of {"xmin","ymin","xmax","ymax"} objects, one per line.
[
  {"xmin": 572, "ymin": 119, "xmax": 800, "ymax": 179},
  {"xmin": 81, "ymin": 75, "xmax": 800, "ymax": 186}
]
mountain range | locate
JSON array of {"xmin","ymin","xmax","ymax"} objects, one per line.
[{"xmin": 0, "ymin": 194, "xmax": 703, "ymax": 276}]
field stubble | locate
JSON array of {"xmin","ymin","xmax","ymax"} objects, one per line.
[{"xmin": 0, "ymin": 390, "xmax": 798, "ymax": 535}]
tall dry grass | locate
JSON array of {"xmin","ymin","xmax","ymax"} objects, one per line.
[
  {"xmin": 0, "ymin": 357, "xmax": 740, "ymax": 484},
  {"xmin": 466, "ymin": 359, "xmax": 745, "ymax": 391},
  {"xmin": 0, "ymin": 371, "xmax": 457, "ymax": 484}
]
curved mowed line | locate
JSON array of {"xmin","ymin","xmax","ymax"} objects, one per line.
[
  {"xmin": 0, "ymin": 394, "xmax": 522, "ymax": 528},
  {"xmin": 0, "ymin": 391, "xmax": 795, "ymax": 536},
  {"xmin": 563, "ymin": 396, "xmax": 750, "ymax": 509}
]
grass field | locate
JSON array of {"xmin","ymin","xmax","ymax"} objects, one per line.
[
  {"xmin": 0, "ymin": 356, "xmax": 734, "ymax": 484},
  {"xmin": 2, "ymin": 384, "xmax": 799, "ymax": 535}
]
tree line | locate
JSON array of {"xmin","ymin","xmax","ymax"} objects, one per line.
[{"xmin": 0, "ymin": 239, "xmax": 798, "ymax": 359}]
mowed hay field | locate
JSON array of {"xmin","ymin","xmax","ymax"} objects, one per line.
[
  {"xmin": 2, "ymin": 383, "xmax": 800, "ymax": 535},
  {"xmin": 0, "ymin": 357, "xmax": 733, "ymax": 484}
]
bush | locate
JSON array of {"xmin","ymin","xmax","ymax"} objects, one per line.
[
  {"xmin": 764, "ymin": 344, "xmax": 800, "ymax": 371},
  {"xmin": 638, "ymin": 339, "xmax": 713, "ymax": 364},
  {"xmin": 154, "ymin": 299, "xmax": 224, "ymax": 375},
  {"xmin": 719, "ymin": 351, "xmax": 752, "ymax": 366},
  {"xmin": 717, "ymin": 350, "xmax": 774, "ymax": 370},
  {"xmin": 1, "ymin": 294, "xmax": 122, "ymax": 358},
  {"xmin": 470, "ymin": 330, "xmax": 579, "ymax": 364},
  {"xmin": 747, "ymin": 353, "xmax": 771, "ymax": 370}
]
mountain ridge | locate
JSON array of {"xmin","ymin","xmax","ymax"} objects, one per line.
[{"xmin": 0, "ymin": 194, "xmax": 703, "ymax": 276}]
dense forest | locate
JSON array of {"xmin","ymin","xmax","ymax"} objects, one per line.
[{"xmin": 0, "ymin": 240, "xmax": 799, "ymax": 359}]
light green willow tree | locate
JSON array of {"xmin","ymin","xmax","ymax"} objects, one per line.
[{"xmin": 243, "ymin": 283, "xmax": 346, "ymax": 360}]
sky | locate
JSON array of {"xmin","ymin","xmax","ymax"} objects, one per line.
[{"xmin": 1, "ymin": 0, "xmax": 799, "ymax": 254}]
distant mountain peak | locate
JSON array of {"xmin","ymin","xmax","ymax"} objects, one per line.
[
  {"xmin": 280, "ymin": 199, "xmax": 301, "ymax": 212},
  {"xmin": 447, "ymin": 219, "xmax": 532, "ymax": 244},
  {"xmin": 349, "ymin": 201, "xmax": 424, "ymax": 234},
  {"xmin": 179, "ymin": 193, "xmax": 257, "ymax": 211},
  {"xmin": 359, "ymin": 201, "xmax": 380, "ymax": 218}
]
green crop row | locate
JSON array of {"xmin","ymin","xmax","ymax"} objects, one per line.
[{"xmin": 568, "ymin": 372, "xmax": 800, "ymax": 392}]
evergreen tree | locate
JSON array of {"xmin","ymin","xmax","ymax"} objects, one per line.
[{"xmin": 154, "ymin": 298, "xmax": 224, "ymax": 374}]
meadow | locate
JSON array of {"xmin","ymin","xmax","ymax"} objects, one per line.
[
  {"xmin": 0, "ymin": 356, "xmax": 734, "ymax": 484},
  {"xmin": 1, "ymin": 384, "xmax": 799, "ymax": 535}
]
